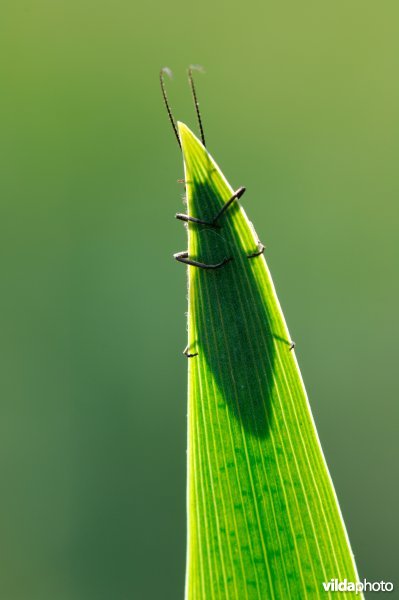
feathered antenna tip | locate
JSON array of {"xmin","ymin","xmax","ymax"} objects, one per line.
[
  {"xmin": 188, "ymin": 64, "xmax": 205, "ymax": 74},
  {"xmin": 161, "ymin": 66, "xmax": 173, "ymax": 79}
]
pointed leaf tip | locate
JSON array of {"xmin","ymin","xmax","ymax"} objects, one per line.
[
  {"xmin": 177, "ymin": 122, "xmax": 205, "ymax": 153},
  {"xmin": 177, "ymin": 122, "xmax": 212, "ymax": 185}
]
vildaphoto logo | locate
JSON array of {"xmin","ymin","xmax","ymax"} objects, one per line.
[{"xmin": 322, "ymin": 579, "xmax": 394, "ymax": 593}]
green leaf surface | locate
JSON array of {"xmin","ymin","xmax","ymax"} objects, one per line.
[{"xmin": 178, "ymin": 122, "xmax": 362, "ymax": 600}]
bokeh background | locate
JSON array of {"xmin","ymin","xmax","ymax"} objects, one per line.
[{"xmin": 1, "ymin": 1, "xmax": 398, "ymax": 598}]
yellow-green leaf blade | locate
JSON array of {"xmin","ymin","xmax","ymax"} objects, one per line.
[{"xmin": 178, "ymin": 122, "xmax": 361, "ymax": 600}]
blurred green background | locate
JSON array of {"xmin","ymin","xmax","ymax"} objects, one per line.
[{"xmin": 0, "ymin": 1, "xmax": 398, "ymax": 598}]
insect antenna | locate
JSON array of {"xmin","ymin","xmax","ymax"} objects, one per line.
[
  {"xmin": 188, "ymin": 65, "xmax": 206, "ymax": 147},
  {"xmin": 160, "ymin": 67, "xmax": 181, "ymax": 149}
]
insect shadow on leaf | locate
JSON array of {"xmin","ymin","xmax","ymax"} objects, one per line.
[{"xmin": 188, "ymin": 181, "xmax": 276, "ymax": 439}]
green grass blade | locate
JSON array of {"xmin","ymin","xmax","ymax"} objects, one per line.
[{"xmin": 178, "ymin": 122, "xmax": 362, "ymax": 599}]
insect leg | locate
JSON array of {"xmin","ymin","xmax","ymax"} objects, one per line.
[
  {"xmin": 175, "ymin": 213, "xmax": 220, "ymax": 228},
  {"xmin": 174, "ymin": 251, "xmax": 232, "ymax": 269},
  {"xmin": 247, "ymin": 242, "xmax": 265, "ymax": 259},
  {"xmin": 183, "ymin": 345, "xmax": 199, "ymax": 358},
  {"xmin": 212, "ymin": 186, "xmax": 246, "ymax": 224}
]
